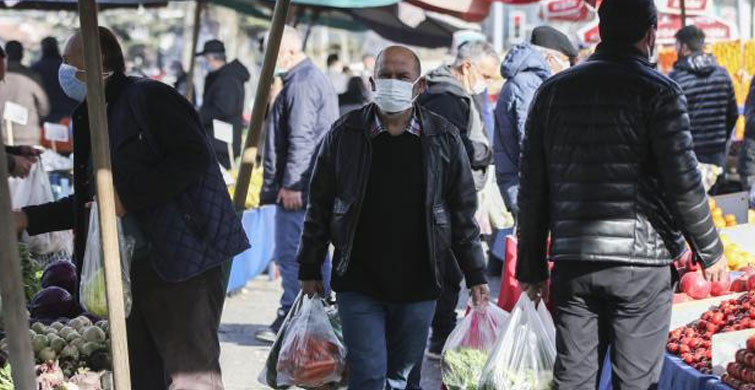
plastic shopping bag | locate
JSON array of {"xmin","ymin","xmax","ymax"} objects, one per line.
[
  {"xmin": 79, "ymin": 200, "xmax": 134, "ymax": 318},
  {"xmin": 478, "ymin": 295, "xmax": 556, "ymax": 390},
  {"xmin": 275, "ymin": 294, "xmax": 346, "ymax": 388},
  {"xmin": 442, "ymin": 302, "xmax": 510, "ymax": 389},
  {"xmin": 9, "ymin": 161, "xmax": 73, "ymax": 256},
  {"xmin": 260, "ymin": 293, "xmax": 306, "ymax": 389}
]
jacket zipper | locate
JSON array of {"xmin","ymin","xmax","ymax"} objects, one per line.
[
  {"xmin": 336, "ymin": 129, "xmax": 373, "ymax": 276},
  {"xmin": 421, "ymin": 135, "xmax": 439, "ymax": 289}
]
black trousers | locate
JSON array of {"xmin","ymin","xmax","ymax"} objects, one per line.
[
  {"xmin": 552, "ymin": 261, "xmax": 673, "ymax": 390},
  {"xmin": 127, "ymin": 259, "xmax": 227, "ymax": 390}
]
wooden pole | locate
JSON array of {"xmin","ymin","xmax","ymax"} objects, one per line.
[
  {"xmin": 76, "ymin": 0, "xmax": 132, "ymax": 388},
  {"xmin": 680, "ymin": 0, "xmax": 687, "ymax": 27},
  {"xmin": 0, "ymin": 150, "xmax": 36, "ymax": 390},
  {"xmin": 233, "ymin": 0, "xmax": 292, "ymax": 211},
  {"xmin": 185, "ymin": 0, "xmax": 203, "ymax": 101}
]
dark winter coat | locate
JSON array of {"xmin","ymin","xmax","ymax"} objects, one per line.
[
  {"xmin": 494, "ymin": 44, "xmax": 551, "ymax": 216},
  {"xmin": 297, "ymin": 104, "xmax": 487, "ymax": 290},
  {"xmin": 260, "ymin": 59, "xmax": 339, "ymax": 205},
  {"xmin": 516, "ymin": 43, "xmax": 724, "ymax": 284},
  {"xmin": 31, "ymin": 50, "xmax": 78, "ymax": 123},
  {"xmin": 669, "ymin": 53, "xmax": 738, "ymax": 167},
  {"xmin": 24, "ymin": 73, "xmax": 249, "ymax": 282},
  {"xmin": 419, "ymin": 65, "xmax": 493, "ymax": 191},
  {"xmin": 199, "ymin": 60, "xmax": 250, "ymax": 169},
  {"xmin": 742, "ymin": 77, "xmax": 755, "ymax": 189}
]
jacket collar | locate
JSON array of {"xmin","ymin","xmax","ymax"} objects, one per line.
[
  {"xmin": 591, "ymin": 42, "xmax": 651, "ymax": 67},
  {"xmin": 104, "ymin": 72, "xmax": 131, "ymax": 104},
  {"xmin": 282, "ymin": 58, "xmax": 312, "ymax": 82},
  {"xmin": 345, "ymin": 103, "xmax": 442, "ymax": 137}
]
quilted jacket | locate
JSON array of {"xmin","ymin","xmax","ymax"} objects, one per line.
[
  {"xmin": 25, "ymin": 73, "xmax": 249, "ymax": 282},
  {"xmin": 669, "ymin": 53, "xmax": 738, "ymax": 167},
  {"xmin": 516, "ymin": 43, "xmax": 724, "ymax": 284}
]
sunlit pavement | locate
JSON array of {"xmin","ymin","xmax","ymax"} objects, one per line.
[{"xmin": 220, "ymin": 272, "xmax": 502, "ymax": 390}]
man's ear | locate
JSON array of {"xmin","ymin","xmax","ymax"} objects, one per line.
[{"xmin": 415, "ymin": 76, "xmax": 427, "ymax": 95}]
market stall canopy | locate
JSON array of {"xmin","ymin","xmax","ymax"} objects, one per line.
[
  {"xmin": 0, "ymin": 0, "xmax": 173, "ymax": 9},
  {"xmin": 348, "ymin": 2, "xmax": 481, "ymax": 48},
  {"xmin": 539, "ymin": 0, "xmax": 595, "ymax": 22},
  {"xmin": 406, "ymin": 0, "xmax": 490, "ymax": 22},
  {"xmin": 260, "ymin": 0, "xmax": 398, "ymax": 7}
]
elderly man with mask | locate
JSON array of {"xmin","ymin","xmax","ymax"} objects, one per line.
[
  {"xmin": 256, "ymin": 25, "xmax": 338, "ymax": 342},
  {"xmin": 298, "ymin": 45, "xmax": 489, "ymax": 389},
  {"xmin": 13, "ymin": 27, "xmax": 249, "ymax": 388},
  {"xmin": 517, "ymin": 0, "xmax": 727, "ymax": 388}
]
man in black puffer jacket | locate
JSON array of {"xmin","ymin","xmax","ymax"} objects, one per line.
[
  {"xmin": 669, "ymin": 25, "xmax": 738, "ymax": 168},
  {"xmin": 518, "ymin": 1, "xmax": 727, "ymax": 388}
]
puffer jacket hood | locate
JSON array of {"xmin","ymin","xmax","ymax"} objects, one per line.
[
  {"xmin": 425, "ymin": 64, "xmax": 466, "ymax": 98},
  {"xmin": 500, "ymin": 43, "xmax": 550, "ymax": 81},
  {"xmin": 674, "ymin": 52, "xmax": 717, "ymax": 77},
  {"xmin": 214, "ymin": 59, "xmax": 250, "ymax": 82}
]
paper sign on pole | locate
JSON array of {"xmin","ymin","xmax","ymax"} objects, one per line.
[
  {"xmin": 43, "ymin": 122, "xmax": 70, "ymax": 143},
  {"xmin": 213, "ymin": 120, "xmax": 234, "ymax": 144},
  {"xmin": 3, "ymin": 102, "xmax": 28, "ymax": 126}
]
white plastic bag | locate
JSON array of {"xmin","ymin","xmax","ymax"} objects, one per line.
[
  {"xmin": 478, "ymin": 295, "xmax": 556, "ymax": 390},
  {"xmin": 442, "ymin": 302, "xmax": 510, "ymax": 389},
  {"xmin": 9, "ymin": 161, "xmax": 72, "ymax": 256},
  {"xmin": 275, "ymin": 295, "xmax": 346, "ymax": 388},
  {"xmin": 79, "ymin": 200, "xmax": 134, "ymax": 318}
]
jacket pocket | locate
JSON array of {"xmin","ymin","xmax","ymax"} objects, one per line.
[
  {"xmin": 330, "ymin": 197, "xmax": 352, "ymax": 248},
  {"xmin": 433, "ymin": 204, "xmax": 452, "ymax": 252}
]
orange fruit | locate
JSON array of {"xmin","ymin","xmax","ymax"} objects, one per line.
[
  {"xmin": 713, "ymin": 208, "xmax": 724, "ymax": 218},
  {"xmin": 725, "ymin": 214, "xmax": 737, "ymax": 224}
]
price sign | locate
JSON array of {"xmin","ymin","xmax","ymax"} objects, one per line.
[
  {"xmin": 43, "ymin": 122, "xmax": 70, "ymax": 143},
  {"xmin": 3, "ymin": 101, "xmax": 28, "ymax": 125},
  {"xmin": 213, "ymin": 120, "xmax": 234, "ymax": 144}
]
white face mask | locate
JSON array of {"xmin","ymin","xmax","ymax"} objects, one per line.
[
  {"xmin": 374, "ymin": 78, "xmax": 418, "ymax": 114},
  {"xmin": 472, "ymin": 79, "xmax": 486, "ymax": 95}
]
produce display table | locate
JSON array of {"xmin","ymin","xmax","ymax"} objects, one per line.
[
  {"xmin": 227, "ymin": 205, "xmax": 277, "ymax": 293},
  {"xmin": 598, "ymin": 354, "xmax": 731, "ymax": 390}
]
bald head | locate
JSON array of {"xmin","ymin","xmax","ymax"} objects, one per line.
[
  {"xmin": 375, "ymin": 46, "xmax": 422, "ymax": 82},
  {"xmin": 63, "ymin": 26, "xmax": 125, "ymax": 75},
  {"xmin": 267, "ymin": 25, "xmax": 306, "ymax": 72}
]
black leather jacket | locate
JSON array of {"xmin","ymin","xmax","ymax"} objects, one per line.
[
  {"xmin": 297, "ymin": 104, "xmax": 487, "ymax": 290},
  {"xmin": 517, "ymin": 43, "xmax": 724, "ymax": 284}
]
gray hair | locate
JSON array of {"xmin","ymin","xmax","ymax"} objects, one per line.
[{"xmin": 454, "ymin": 41, "xmax": 499, "ymax": 67}]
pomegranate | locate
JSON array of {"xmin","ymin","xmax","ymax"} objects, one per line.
[{"xmin": 681, "ymin": 272, "xmax": 711, "ymax": 299}]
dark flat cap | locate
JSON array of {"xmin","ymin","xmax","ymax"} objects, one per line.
[
  {"xmin": 531, "ymin": 26, "xmax": 578, "ymax": 59},
  {"xmin": 195, "ymin": 39, "xmax": 225, "ymax": 57}
]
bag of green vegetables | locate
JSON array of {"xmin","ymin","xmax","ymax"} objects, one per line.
[
  {"xmin": 442, "ymin": 302, "xmax": 510, "ymax": 390},
  {"xmin": 79, "ymin": 200, "xmax": 135, "ymax": 318}
]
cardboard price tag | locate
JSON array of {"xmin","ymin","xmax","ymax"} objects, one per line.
[
  {"xmin": 213, "ymin": 120, "xmax": 234, "ymax": 144},
  {"xmin": 3, "ymin": 101, "xmax": 28, "ymax": 125},
  {"xmin": 43, "ymin": 122, "xmax": 70, "ymax": 143}
]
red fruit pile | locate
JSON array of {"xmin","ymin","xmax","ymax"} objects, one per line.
[
  {"xmin": 668, "ymin": 292, "xmax": 755, "ymax": 374},
  {"xmin": 721, "ymin": 337, "xmax": 755, "ymax": 390}
]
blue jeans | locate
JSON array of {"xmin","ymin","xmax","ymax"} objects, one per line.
[
  {"xmin": 337, "ymin": 292, "xmax": 436, "ymax": 390},
  {"xmin": 274, "ymin": 206, "xmax": 331, "ymax": 312}
]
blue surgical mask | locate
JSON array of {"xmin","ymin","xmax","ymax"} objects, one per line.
[
  {"xmin": 374, "ymin": 78, "xmax": 418, "ymax": 114},
  {"xmin": 59, "ymin": 63, "xmax": 87, "ymax": 102}
]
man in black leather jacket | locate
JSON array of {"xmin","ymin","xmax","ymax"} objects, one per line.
[
  {"xmin": 518, "ymin": 0, "xmax": 727, "ymax": 388},
  {"xmin": 298, "ymin": 46, "xmax": 489, "ymax": 389}
]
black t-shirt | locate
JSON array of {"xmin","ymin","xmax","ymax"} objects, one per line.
[{"xmin": 332, "ymin": 131, "xmax": 437, "ymax": 302}]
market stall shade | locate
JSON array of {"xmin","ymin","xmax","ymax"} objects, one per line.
[
  {"xmin": 539, "ymin": 0, "xmax": 595, "ymax": 22},
  {"xmin": 0, "ymin": 0, "xmax": 174, "ymax": 10},
  {"xmin": 490, "ymin": 0, "xmax": 540, "ymax": 4},
  {"xmin": 406, "ymin": 0, "xmax": 491, "ymax": 22},
  {"xmin": 259, "ymin": 0, "xmax": 398, "ymax": 7},
  {"xmin": 348, "ymin": 2, "xmax": 482, "ymax": 48}
]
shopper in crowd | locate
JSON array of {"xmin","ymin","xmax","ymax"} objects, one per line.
[
  {"xmin": 197, "ymin": 39, "xmax": 250, "ymax": 170},
  {"xmin": 169, "ymin": 60, "xmax": 195, "ymax": 105},
  {"xmin": 298, "ymin": 45, "xmax": 489, "ymax": 390},
  {"xmin": 256, "ymin": 25, "xmax": 338, "ymax": 342},
  {"xmin": 361, "ymin": 53, "xmax": 376, "ymax": 101},
  {"xmin": 338, "ymin": 76, "xmax": 370, "ymax": 116},
  {"xmin": 412, "ymin": 40, "xmax": 497, "ymax": 364},
  {"xmin": 31, "ymin": 37, "xmax": 78, "ymax": 123},
  {"xmin": 743, "ymin": 79, "xmax": 755, "ymax": 206},
  {"xmin": 0, "ymin": 41, "xmax": 49, "ymax": 146},
  {"xmin": 0, "ymin": 44, "xmax": 39, "ymax": 178},
  {"xmin": 517, "ymin": 0, "xmax": 727, "ymax": 388},
  {"xmin": 494, "ymin": 26, "xmax": 576, "ymax": 220},
  {"xmin": 327, "ymin": 53, "xmax": 349, "ymax": 94},
  {"xmin": 13, "ymin": 27, "xmax": 249, "ymax": 388},
  {"xmin": 670, "ymin": 25, "xmax": 738, "ymax": 169}
]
